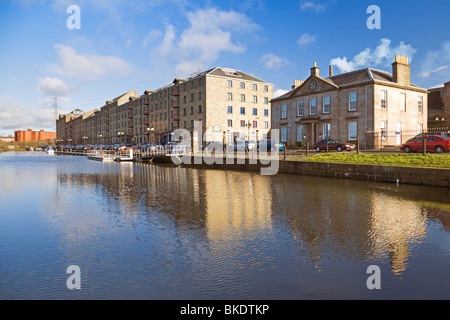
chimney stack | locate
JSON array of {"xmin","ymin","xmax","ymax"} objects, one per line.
[
  {"xmin": 392, "ymin": 55, "xmax": 411, "ymax": 86},
  {"xmin": 292, "ymin": 80, "xmax": 304, "ymax": 89},
  {"xmin": 311, "ymin": 62, "xmax": 320, "ymax": 77},
  {"xmin": 329, "ymin": 65, "xmax": 333, "ymax": 77}
]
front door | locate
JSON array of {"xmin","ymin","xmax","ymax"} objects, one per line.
[{"xmin": 396, "ymin": 122, "xmax": 402, "ymax": 145}]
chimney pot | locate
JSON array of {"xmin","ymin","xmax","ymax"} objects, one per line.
[
  {"xmin": 329, "ymin": 65, "xmax": 333, "ymax": 77},
  {"xmin": 292, "ymin": 80, "xmax": 304, "ymax": 89}
]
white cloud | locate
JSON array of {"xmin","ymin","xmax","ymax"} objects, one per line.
[
  {"xmin": 419, "ymin": 41, "xmax": 450, "ymax": 81},
  {"xmin": 330, "ymin": 38, "xmax": 417, "ymax": 73},
  {"xmin": 420, "ymin": 65, "xmax": 450, "ymax": 79},
  {"xmin": 159, "ymin": 24, "xmax": 176, "ymax": 57},
  {"xmin": 147, "ymin": 8, "xmax": 260, "ymax": 76},
  {"xmin": 259, "ymin": 53, "xmax": 291, "ymax": 70},
  {"xmin": 0, "ymin": 96, "xmax": 55, "ymax": 134},
  {"xmin": 49, "ymin": 44, "xmax": 132, "ymax": 80},
  {"xmin": 297, "ymin": 33, "xmax": 316, "ymax": 46},
  {"xmin": 300, "ymin": 1, "xmax": 328, "ymax": 14},
  {"xmin": 37, "ymin": 77, "xmax": 69, "ymax": 97},
  {"xmin": 142, "ymin": 30, "xmax": 163, "ymax": 48},
  {"xmin": 273, "ymin": 89, "xmax": 289, "ymax": 98}
]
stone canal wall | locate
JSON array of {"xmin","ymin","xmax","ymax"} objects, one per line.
[
  {"xmin": 278, "ymin": 161, "xmax": 450, "ymax": 188},
  {"xmin": 171, "ymin": 156, "xmax": 450, "ymax": 188}
]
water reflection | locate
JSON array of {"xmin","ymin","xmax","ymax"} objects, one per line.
[
  {"xmin": 55, "ymin": 162, "xmax": 448, "ymax": 277},
  {"xmin": 1, "ymin": 152, "xmax": 449, "ymax": 299}
]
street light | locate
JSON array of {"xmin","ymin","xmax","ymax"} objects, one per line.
[
  {"xmin": 118, "ymin": 131, "xmax": 124, "ymax": 144},
  {"xmin": 246, "ymin": 121, "xmax": 252, "ymax": 142},
  {"xmin": 146, "ymin": 127, "xmax": 154, "ymax": 143}
]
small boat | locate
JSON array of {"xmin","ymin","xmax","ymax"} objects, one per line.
[{"xmin": 47, "ymin": 147, "xmax": 55, "ymax": 155}]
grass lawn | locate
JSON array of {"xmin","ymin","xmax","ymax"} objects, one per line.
[{"xmin": 294, "ymin": 153, "xmax": 450, "ymax": 168}]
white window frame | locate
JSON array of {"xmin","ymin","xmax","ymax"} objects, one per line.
[
  {"xmin": 297, "ymin": 125, "xmax": 303, "ymax": 142},
  {"xmin": 227, "ymin": 80, "xmax": 233, "ymax": 87},
  {"xmin": 310, "ymin": 98, "xmax": 317, "ymax": 115},
  {"xmin": 381, "ymin": 90, "xmax": 388, "ymax": 110},
  {"xmin": 348, "ymin": 121, "xmax": 357, "ymax": 140},
  {"xmin": 418, "ymin": 123, "xmax": 423, "ymax": 134},
  {"xmin": 418, "ymin": 96, "xmax": 423, "ymax": 113},
  {"xmin": 323, "ymin": 123, "xmax": 331, "ymax": 138},
  {"xmin": 381, "ymin": 121, "xmax": 387, "ymax": 140},
  {"xmin": 281, "ymin": 127, "xmax": 287, "ymax": 142},
  {"xmin": 281, "ymin": 103, "xmax": 287, "ymax": 119},
  {"xmin": 297, "ymin": 100, "xmax": 304, "ymax": 117},
  {"xmin": 323, "ymin": 96, "xmax": 330, "ymax": 114},
  {"xmin": 349, "ymin": 91, "xmax": 357, "ymax": 111}
]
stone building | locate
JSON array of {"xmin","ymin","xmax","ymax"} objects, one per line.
[
  {"xmin": 57, "ymin": 68, "xmax": 273, "ymax": 146},
  {"xmin": 271, "ymin": 55, "xmax": 428, "ymax": 149},
  {"xmin": 427, "ymin": 82, "xmax": 450, "ymax": 131}
]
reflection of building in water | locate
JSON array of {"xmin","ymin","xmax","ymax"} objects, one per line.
[
  {"xmin": 369, "ymin": 193, "xmax": 427, "ymax": 275},
  {"xmin": 270, "ymin": 177, "xmax": 428, "ymax": 274},
  {"xmin": 203, "ymin": 170, "xmax": 273, "ymax": 241}
]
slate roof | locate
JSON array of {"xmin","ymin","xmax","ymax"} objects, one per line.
[
  {"xmin": 206, "ymin": 67, "xmax": 268, "ymax": 83},
  {"xmin": 273, "ymin": 67, "xmax": 427, "ymax": 102}
]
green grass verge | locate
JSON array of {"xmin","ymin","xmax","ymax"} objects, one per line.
[{"xmin": 297, "ymin": 153, "xmax": 450, "ymax": 168}]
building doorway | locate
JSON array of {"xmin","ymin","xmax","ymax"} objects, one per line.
[{"xmin": 396, "ymin": 122, "xmax": 402, "ymax": 145}]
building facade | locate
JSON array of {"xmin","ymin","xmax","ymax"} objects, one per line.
[
  {"xmin": 428, "ymin": 82, "xmax": 450, "ymax": 131},
  {"xmin": 56, "ymin": 68, "xmax": 273, "ymax": 146},
  {"xmin": 271, "ymin": 55, "xmax": 428, "ymax": 149},
  {"xmin": 0, "ymin": 136, "xmax": 14, "ymax": 143},
  {"xmin": 14, "ymin": 129, "xmax": 56, "ymax": 142}
]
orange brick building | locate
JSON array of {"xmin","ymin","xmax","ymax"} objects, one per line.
[{"xmin": 14, "ymin": 129, "xmax": 56, "ymax": 142}]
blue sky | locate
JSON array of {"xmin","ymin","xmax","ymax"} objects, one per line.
[{"xmin": 0, "ymin": 0, "xmax": 449, "ymax": 136}]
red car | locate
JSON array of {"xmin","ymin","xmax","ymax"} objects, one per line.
[
  {"xmin": 401, "ymin": 135, "xmax": 450, "ymax": 153},
  {"xmin": 314, "ymin": 139, "xmax": 356, "ymax": 152}
]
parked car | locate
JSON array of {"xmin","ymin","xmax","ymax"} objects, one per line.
[
  {"xmin": 150, "ymin": 143, "xmax": 163, "ymax": 151},
  {"xmin": 201, "ymin": 141, "xmax": 224, "ymax": 151},
  {"xmin": 227, "ymin": 141, "xmax": 256, "ymax": 152},
  {"xmin": 314, "ymin": 139, "xmax": 356, "ymax": 152},
  {"xmin": 257, "ymin": 140, "xmax": 284, "ymax": 152},
  {"xmin": 406, "ymin": 131, "xmax": 450, "ymax": 143},
  {"xmin": 401, "ymin": 135, "xmax": 450, "ymax": 153}
]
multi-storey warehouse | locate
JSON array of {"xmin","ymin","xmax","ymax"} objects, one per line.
[{"xmin": 57, "ymin": 68, "xmax": 273, "ymax": 146}]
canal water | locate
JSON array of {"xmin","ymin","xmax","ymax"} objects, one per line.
[{"xmin": 0, "ymin": 152, "xmax": 449, "ymax": 300}]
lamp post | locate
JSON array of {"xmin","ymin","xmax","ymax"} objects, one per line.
[
  {"xmin": 246, "ymin": 121, "xmax": 252, "ymax": 142},
  {"xmin": 146, "ymin": 127, "xmax": 154, "ymax": 143},
  {"xmin": 118, "ymin": 131, "xmax": 124, "ymax": 144}
]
